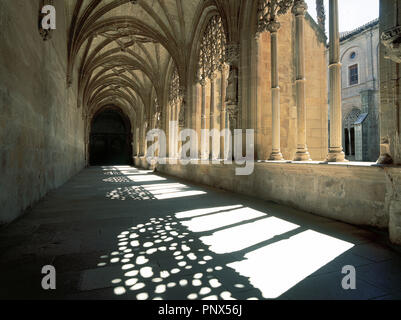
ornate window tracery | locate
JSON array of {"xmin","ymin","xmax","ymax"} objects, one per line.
[
  {"xmin": 168, "ymin": 68, "xmax": 180, "ymax": 105},
  {"xmin": 198, "ymin": 15, "xmax": 226, "ymax": 81}
]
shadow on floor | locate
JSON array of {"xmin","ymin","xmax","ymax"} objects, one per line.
[{"xmin": 1, "ymin": 166, "xmax": 401, "ymax": 300}]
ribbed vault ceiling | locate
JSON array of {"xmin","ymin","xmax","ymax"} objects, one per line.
[{"xmin": 67, "ymin": 0, "xmax": 205, "ymax": 120}]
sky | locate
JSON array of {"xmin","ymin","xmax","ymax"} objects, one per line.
[{"xmin": 305, "ymin": 0, "xmax": 379, "ymax": 33}]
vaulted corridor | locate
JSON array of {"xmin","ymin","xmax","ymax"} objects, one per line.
[
  {"xmin": 1, "ymin": 167, "xmax": 400, "ymax": 300},
  {"xmin": 1, "ymin": 0, "xmax": 401, "ymax": 302}
]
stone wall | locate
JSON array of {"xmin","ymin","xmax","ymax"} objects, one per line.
[
  {"xmin": 0, "ymin": 0, "xmax": 85, "ymax": 224},
  {"xmin": 255, "ymin": 13, "xmax": 328, "ymax": 161},
  {"xmin": 379, "ymin": 0, "xmax": 401, "ymax": 245},
  {"xmin": 379, "ymin": 0, "xmax": 401, "ymax": 165},
  {"xmin": 156, "ymin": 161, "xmax": 401, "ymax": 244}
]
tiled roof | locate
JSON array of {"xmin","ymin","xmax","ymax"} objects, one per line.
[{"xmin": 340, "ymin": 19, "xmax": 379, "ymax": 42}]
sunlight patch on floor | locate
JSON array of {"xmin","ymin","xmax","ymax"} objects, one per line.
[
  {"xmin": 180, "ymin": 207, "xmax": 267, "ymax": 232},
  {"xmin": 175, "ymin": 205, "xmax": 243, "ymax": 219},
  {"xmin": 199, "ymin": 216, "xmax": 300, "ymax": 254},
  {"xmin": 227, "ymin": 229, "xmax": 354, "ymax": 299}
]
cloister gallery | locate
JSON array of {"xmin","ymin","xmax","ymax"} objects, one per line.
[{"xmin": 1, "ymin": 0, "xmax": 401, "ymax": 300}]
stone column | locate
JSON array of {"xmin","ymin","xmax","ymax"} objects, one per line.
[
  {"xmin": 173, "ymin": 103, "xmax": 178, "ymax": 158},
  {"xmin": 200, "ymin": 78, "xmax": 207, "ymax": 160},
  {"xmin": 268, "ymin": 20, "xmax": 284, "ymax": 161},
  {"xmin": 143, "ymin": 122, "xmax": 148, "ymax": 157},
  {"xmin": 178, "ymin": 90, "xmax": 185, "ymax": 159},
  {"xmin": 220, "ymin": 65, "xmax": 228, "ymax": 159},
  {"xmin": 194, "ymin": 81, "xmax": 202, "ymax": 159},
  {"xmin": 293, "ymin": 0, "xmax": 311, "ymax": 161},
  {"xmin": 139, "ymin": 122, "xmax": 144, "ymax": 157},
  {"xmin": 136, "ymin": 127, "xmax": 140, "ymax": 157},
  {"xmin": 225, "ymin": 42, "xmax": 240, "ymax": 160},
  {"xmin": 209, "ymin": 72, "xmax": 217, "ymax": 160},
  {"xmin": 327, "ymin": 0, "xmax": 346, "ymax": 162},
  {"xmin": 169, "ymin": 101, "xmax": 175, "ymax": 159}
]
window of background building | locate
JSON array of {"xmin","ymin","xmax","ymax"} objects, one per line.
[{"xmin": 349, "ymin": 64, "xmax": 359, "ymax": 86}]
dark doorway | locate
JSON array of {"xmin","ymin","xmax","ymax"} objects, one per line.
[
  {"xmin": 89, "ymin": 108, "xmax": 132, "ymax": 166},
  {"xmin": 350, "ymin": 128, "xmax": 355, "ymax": 156},
  {"xmin": 344, "ymin": 129, "xmax": 350, "ymax": 156}
]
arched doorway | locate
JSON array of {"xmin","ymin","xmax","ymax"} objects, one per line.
[
  {"xmin": 89, "ymin": 108, "xmax": 132, "ymax": 166},
  {"xmin": 343, "ymin": 108, "xmax": 361, "ymax": 161}
]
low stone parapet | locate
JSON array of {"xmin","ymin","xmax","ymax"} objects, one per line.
[{"xmin": 154, "ymin": 160, "xmax": 401, "ymax": 245}]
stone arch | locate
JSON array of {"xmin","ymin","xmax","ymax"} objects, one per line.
[
  {"xmin": 187, "ymin": 4, "xmax": 223, "ymax": 85},
  {"xmin": 344, "ymin": 107, "xmax": 362, "ymax": 128},
  {"xmin": 343, "ymin": 107, "xmax": 361, "ymax": 157}
]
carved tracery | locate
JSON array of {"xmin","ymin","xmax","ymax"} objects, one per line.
[
  {"xmin": 199, "ymin": 15, "xmax": 227, "ymax": 82},
  {"xmin": 168, "ymin": 68, "xmax": 180, "ymax": 105},
  {"xmin": 257, "ymin": 0, "xmax": 294, "ymax": 33}
]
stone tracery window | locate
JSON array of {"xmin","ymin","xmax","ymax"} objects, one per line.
[
  {"xmin": 199, "ymin": 15, "xmax": 226, "ymax": 81},
  {"xmin": 168, "ymin": 68, "xmax": 180, "ymax": 104}
]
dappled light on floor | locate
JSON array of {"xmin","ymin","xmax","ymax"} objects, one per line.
[
  {"xmin": 102, "ymin": 167, "xmax": 206, "ymax": 200},
  {"xmin": 95, "ymin": 166, "xmax": 355, "ymax": 300},
  {"xmin": 95, "ymin": 213, "xmax": 262, "ymax": 300}
]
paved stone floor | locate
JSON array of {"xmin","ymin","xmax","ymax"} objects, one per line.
[{"xmin": 1, "ymin": 166, "xmax": 401, "ymax": 300}]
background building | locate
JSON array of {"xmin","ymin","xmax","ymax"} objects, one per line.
[{"xmin": 328, "ymin": 19, "xmax": 380, "ymax": 161}]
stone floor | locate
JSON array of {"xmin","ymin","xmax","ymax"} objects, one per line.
[{"xmin": 1, "ymin": 166, "xmax": 401, "ymax": 300}]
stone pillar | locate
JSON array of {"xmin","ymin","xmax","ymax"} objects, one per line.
[
  {"xmin": 167, "ymin": 104, "xmax": 172, "ymax": 158},
  {"xmin": 293, "ymin": 0, "xmax": 311, "ymax": 161},
  {"xmin": 378, "ymin": 0, "xmax": 401, "ymax": 165},
  {"xmin": 194, "ymin": 81, "xmax": 202, "ymax": 159},
  {"xmin": 200, "ymin": 78, "xmax": 207, "ymax": 160},
  {"xmin": 178, "ymin": 90, "xmax": 185, "ymax": 159},
  {"xmin": 135, "ymin": 127, "xmax": 140, "ymax": 157},
  {"xmin": 268, "ymin": 20, "xmax": 284, "ymax": 161},
  {"xmin": 327, "ymin": 0, "xmax": 346, "ymax": 162},
  {"xmin": 220, "ymin": 65, "xmax": 228, "ymax": 159},
  {"xmin": 139, "ymin": 122, "xmax": 144, "ymax": 157},
  {"xmin": 172, "ymin": 103, "xmax": 178, "ymax": 158},
  {"xmin": 209, "ymin": 73, "xmax": 217, "ymax": 160},
  {"xmin": 131, "ymin": 129, "xmax": 136, "ymax": 158},
  {"xmin": 143, "ymin": 122, "xmax": 148, "ymax": 157},
  {"xmin": 253, "ymin": 33, "xmax": 261, "ymax": 161},
  {"xmin": 225, "ymin": 42, "xmax": 240, "ymax": 160}
]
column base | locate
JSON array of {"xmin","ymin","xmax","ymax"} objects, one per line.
[
  {"xmin": 326, "ymin": 150, "xmax": 348, "ymax": 162},
  {"xmin": 293, "ymin": 150, "xmax": 312, "ymax": 161},
  {"xmin": 377, "ymin": 153, "xmax": 393, "ymax": 165},
  {"xmin": 269, "ymin": 151, "xmax": 284, "ymax": 161}
]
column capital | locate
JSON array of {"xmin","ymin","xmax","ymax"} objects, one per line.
[
  {"xmin": 267, "ymin": 19, "xmax": 281, "ymax": 33},
  {"xmin": 292, "ymin": 0, "xmax": 308, "ymax": 16},
  {"xmin": 226, "ymin": 104, "xmax": 238, "ymax": 117}
]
